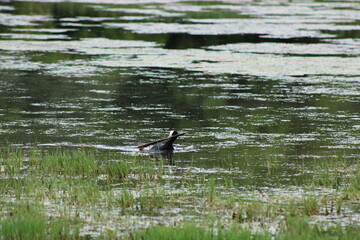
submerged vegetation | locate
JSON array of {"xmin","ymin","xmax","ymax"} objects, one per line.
[{"xmin": 0, "ymin": 146, "xmax": 359, "ymax": 239}]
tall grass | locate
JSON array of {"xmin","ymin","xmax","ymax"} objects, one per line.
[
  {"xmin": 343, "ymin": 164, "xmax": 360, "ymax": 200},
  {"xmin": 281, "ymin": 216, "xmax": 360, "ymax": 240},
  {"xmin": 1, "ymin": 203, "xmax": 46, "ymax": 240},
  {"xmin": 131, "ymin": 224, "xmax": 269, "ymax": 240},
  {"xmin": 105, "ymin": 160, "xmax": 131, "ymax": 180},
  {"xmin": 310, "ymin": 157, "xmax": 360, "ymax": 200},
  {"xmin": 138, "ymin": 187, "xmax": 165, "ymax": 212},
  {"xmin": 0, "ymin": 146, "xmax": 23, "ymax": 176},
  {"xmin": 37, "ymin": 149, "xmax": 98, "ymax": 177},
  {"xmin": 0, "ymin": 202, "xmax": 81, "ymax": 240},
  {"xmin": 131, "ymin": 221, "xmax": 360, "ymax": 240},
  {"xmin": 1, "ymin": 147, "xmax": 360, "ymax": 239},
  {"xmin": 205, "ymin": 177, "xmax": 217, "ymax": 205}
]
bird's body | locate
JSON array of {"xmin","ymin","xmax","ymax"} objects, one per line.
[
  {"xmin": 149, "ymin": 130, "xmax": 179, "ymax": 163},
  {"xmin": 150, "ymin": 129, "xmax": 178, "ymax": 152}
]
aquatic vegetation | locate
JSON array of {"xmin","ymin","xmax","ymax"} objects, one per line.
[
  {"xmin": 343, "ymin": 164, "xmax": 360, "ymax": 200},
  {"xmin": 105, "ymin": 160, "xmax": 131, "ymax": 180},
  {"xmin": 0, "ymin": 146, "xmax": 23, "ymax": 176},
  {"xmin": 299, "ymin": 194, "xmax": 319, "ymax": 216},
  {"xmin": 0, "ymin": 147, "xmax": 359, "ymax": 239},
  {"xmin": 131, "ymin": 221, "xmax": 360, "ymax": 240},
  {"xmin": 309, "ymin": 157, "xmax": 360, "ymax": 201},
  {"xmin": 205, "ymin": 177, "xmax": 217, "ymax": 205},
  {"xmin": 118, "ymin": 188, "xmax": 135, "ymax": 209},
  {"xmin": 0, "ymin": 202, "xmax": 81, "ymax": 240},
  {"xmin": 1, "ymin": 203, "xmax": 46, "ymax": 240},
  {"xmin": 138, "ymin": 187, "xmax": 166, "ymax": 213},
  {"xmin": 37, "ymin": 149, "xmax": 99, "ymax": 178},
  {"xmin": 281, "ymin": 217, "xmax": 360, "ymax": 240},
  {"xmin": 131, "ymin": 224, "xmax": 264, "ymax": 240}
]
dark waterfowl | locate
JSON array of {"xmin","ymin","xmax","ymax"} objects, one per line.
[
  {"xmin": 150, "ymin": 129, "xmax": 179, "ymax": 151},
  {"xmin": 148, "ymin": 129, "xmax": 181, "ymax": 163},
  {"xmin": 137, "ymin": 129, "xmax": 185, "ymax": 163},
  {"xmin": 137, "ymin": 130, "xmax": 185, "ymax": 150}
]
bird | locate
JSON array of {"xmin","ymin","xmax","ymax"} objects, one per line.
[{"xmin": 150, "ymin": 129, "xmax": 179, "ymax": 152}]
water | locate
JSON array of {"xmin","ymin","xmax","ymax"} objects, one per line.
[
  {"xmin": 1, "ymin": 0, "xmax": 360, "ymax": 176},
  {"xmin": 0, "ymin": 0, "xmax": 359, "ymax": 194}
]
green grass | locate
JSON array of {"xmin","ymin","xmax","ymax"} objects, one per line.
[
  {"xmin": 131, "ymin": 221, "xmax": 360, "ymax": 240},
  {"xmin": 0, "ymin": 202, "xmax": 81, "ymax": 240},
  {"xmin": 131, "ymin": 224, "xmax": 267, "ymax": 240},
  {"xmin": 0, "ymin": 146, "xmax": 23, "ymax": 176},
  {"xmin": 1, "ymin": 147, "xmax": 360, "ymax": 239},
  {"xmin": 206, "ymin": 177, "xmax": 217, "ymax": 205},
  {"xmin": 38, "ymin": 149, "xmax": 99, "ymax": 177},
  {"xmin": 118, "ymin": 188, "xmax": 135, "ymax": 209},
  {"xmin": 309, "ymin": 157, "xmax": 360, "ymax": 200},
  {"xmin": 343, "ymin": 164, "xmax": 360, "ymax": 200},
  {"xmin": 1, "ymin": 203, "xmax": 46, "ymax": 240},
  {"xmin": 280, "ymin": 216, "xmax": 360, "ymax": 240},
  {"xmin": 105, "ymin": 160, "xmax": 131, "ymax": 180}
]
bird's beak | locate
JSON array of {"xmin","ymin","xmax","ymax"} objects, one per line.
[{"xmin": 168, "ymin": 130, "xmax": 175, "ymax": 138}]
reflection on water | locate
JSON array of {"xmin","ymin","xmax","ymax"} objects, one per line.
[{"xmin": 0, "ymin": 0, "xmax": 360, "ymax": 183}]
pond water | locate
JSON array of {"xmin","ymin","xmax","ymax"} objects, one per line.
[
  {"xmin": 1, "ymin": 0, "xmax": 360, "ymax": 185},
  {"xmin": 0, "ymin": 0, "xmax": 360, "ymax": 231}
]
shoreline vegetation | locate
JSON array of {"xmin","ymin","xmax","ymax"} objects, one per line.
[{"xmin": 0, "ymin": 146, "xmax": 359, "ymax": 239}]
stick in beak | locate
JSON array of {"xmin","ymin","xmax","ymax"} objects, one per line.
[{"xmin": 137, "ymin": 132, "xmax": 186, "ymax": 150}]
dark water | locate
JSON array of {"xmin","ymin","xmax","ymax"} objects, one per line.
[{"xmin": 1, "ymin": 0, "xmax": 360, "ymax": 187}]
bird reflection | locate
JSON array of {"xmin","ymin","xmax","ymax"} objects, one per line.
[{"xmin": 149, "ymin": 149, "xmax": 175, "ymax": 165}]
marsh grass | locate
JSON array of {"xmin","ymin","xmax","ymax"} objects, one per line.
[
  {"xmin": 309, "ymin": 157, "xmax": 350, "ymax": 187},
  {"xmin": 1, "ymin": 203, "xmax": 46, "ymax": 240},
  {"xmin": 119, "ymin": 188, "xmax": 135, "ymax": 209},
  {"xmin": 0, "ymin": 202, "xmax": 81, "ymax": 240},
  {"xmin": 133, "ymin": 159, "xmax": 165, "ymax": 181},
  {"xmin": 236, "ymin": 200, "xmax": 267, "ymax": 222},
  {"xmin": 0, "ymin": 146, "xmax": 23, "ymax": 176},
  {"xmin": 343, "ymin": 164, "xmax": 360, "ymax": 200},
  {"xmin": 1, "ymin": 147, "xmax": 360, "ymax": 239},
  {"xmin": 234, "ymin": 193, "xmax": 332, "ymax": 224},
  {"xmin": 282, "ymin": 216, "xmax": 360, "ymax": 240},
  {"xmin": 131, "ymin": 219, "xmax": 360, "ymax": 240},
  {"xmin": 131, "ymin": 224, "xmax": 267, "ymax": 240},
  {"xmin": 105, "ymin": 160, "xmax": 131, "ymax": 180},
  {"xmin": 299, "ymin": 194, "xmax": 319, "ymax": 216},
  {"xmin": 205, "ymin": 177, "xmax": 217, "ymax": 205},
  {"xmin": 59, "ymin": 178, "xmax": 102, "ymax": 205},
  {"xmin": 38, "ymin": 149, "xmax": 98, "ymax": 178},
  {"xmin": 138, "ymin": 187, "xmax": 166, "ymax": 213},
  {"xmin": 310, "ymin": 157, "xmax": 360, "ymax": 200}
]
